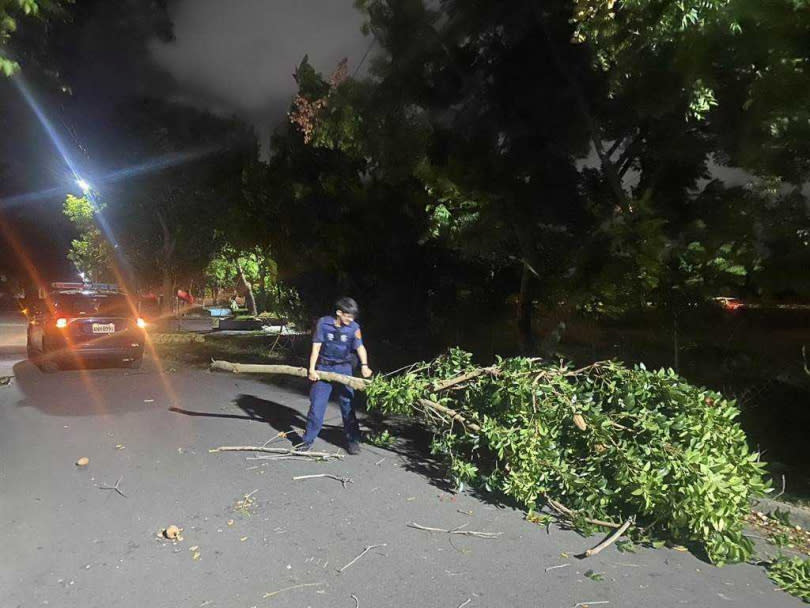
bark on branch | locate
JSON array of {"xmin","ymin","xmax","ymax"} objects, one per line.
[{"xmin": 210, "ymin": 361, "xmax": 371, "ymax": 391}]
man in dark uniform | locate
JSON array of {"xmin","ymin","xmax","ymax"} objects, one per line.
[{"xmin": 300, "ymin": 297, "xmax": 372, "ymax": 454}]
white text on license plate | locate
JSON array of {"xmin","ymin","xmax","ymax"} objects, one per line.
[{"xmin": 92, "ymin": 323, "xmax": 115, "ymax": 334}]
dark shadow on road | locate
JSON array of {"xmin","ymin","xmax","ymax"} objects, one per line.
[
  {"xmin": 169, "ymin": 393, "xmax": 349, "ymax": 450},
  {"xmin": 11, "ymin": 360, "xmax": 155, "ymax": 416}
]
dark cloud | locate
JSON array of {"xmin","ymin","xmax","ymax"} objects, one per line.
[{"xmin": 150, "ymin": 0, "xmax": 370, "ymax": 139}]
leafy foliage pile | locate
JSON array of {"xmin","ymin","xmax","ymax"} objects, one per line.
[
  {"xmin": 366, "ymin": 349, "xmax": 769, "ymax": 565},
  {"xmin": 768, "ymin": 556, "xmax": 810, "ymax": 603}
]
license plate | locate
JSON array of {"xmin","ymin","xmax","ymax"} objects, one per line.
[{"xmin": 92, "ymin": 323, "xmax": 116, "ymax": 334}]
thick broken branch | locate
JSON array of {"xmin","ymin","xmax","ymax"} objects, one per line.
[
  {"xmin": 210, "ymin": 445, "xmax": 343, "ymax": 460},
  {"xmin": 210, "ymin": 361, "xmax": 370, "ymax": 391}
]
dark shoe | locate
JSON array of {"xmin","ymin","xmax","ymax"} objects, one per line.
[
  {"xmin": 347, "ymin": 441, "xmax": 362, "ymax": 455},
  {"xmin": 295, "ymin": 442, "xmax": 313, "ymax": 452}
]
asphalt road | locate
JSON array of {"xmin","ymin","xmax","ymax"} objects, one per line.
[{"xmin": 0, "ymin": 313, "xmax": 803, "ymax": 608}]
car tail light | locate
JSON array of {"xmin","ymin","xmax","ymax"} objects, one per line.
[
  {"xmin": 136, "ymin": 317, "xmax": 147, "ymax": 329},
  {"xmin": 55, "ymin": 317, "xmax": 68, "ymax": 329}
]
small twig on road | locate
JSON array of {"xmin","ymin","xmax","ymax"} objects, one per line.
[
  {"xmin": 337, "ymin": 544, "xmax": 387, "ymax": 573},
  {"xmin": 210, "ymin": 445, "xmax": 343, "ymax": 461},
  {"xmin": 545, "ymin": 563, "xmax": 570, "ymax": 572},
  {"xmin": 375, "ymin": 458, "xmax": 385, "ymax": 466},
  {"xmin": 581, "ymin": 517, "xmax": 634, "ymax": 558},
  {"xmin": 263, "ymin": 581, "xmax": 325, "ymax": 598},
  {"xmin": 293, "ymin": 474, "xmax": 353, "ymax": 488},
  {"xmin": 98, "ymin": 477, "xmax": 127, "ymax": 498},
  {"xmin": 262, "ymin": 431, "xmax": 290, "ymax": 448},
  {"xmin": 408, "ymin": 522, "xmax": 501, "ymax": 539},
  {"xmin": 573, "ymin": 602, "xmax": 609, "ymax": 608},
  {"xmin": 457, "ymin": 599, "xmax": 472, "ymax": 608},
  {"xmin": 351, "ymin": 593, "xmax": 360, "ymax": 608}
]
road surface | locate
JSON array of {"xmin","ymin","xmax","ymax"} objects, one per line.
[{"xmin": 0, "ymin": 313, "xmax": 803, "ymax": 607}]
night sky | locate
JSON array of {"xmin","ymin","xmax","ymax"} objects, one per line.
[{"xmin": 0, "ymin": 0, "xmax": 371, "ymax": 282}]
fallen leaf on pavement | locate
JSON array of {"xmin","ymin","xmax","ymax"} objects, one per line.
[{"xmin": 76, "ymin": 457, "xmax": 89, "ymax": 467}]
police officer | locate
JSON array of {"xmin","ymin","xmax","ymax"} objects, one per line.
[{"xmin": 300, "ymin": 297, "xmax": 372, "ymax": 454}]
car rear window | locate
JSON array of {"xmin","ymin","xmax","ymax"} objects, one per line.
[{"xmin": 55, "ymin": 294, "xmax": 131, "ymax": 316}]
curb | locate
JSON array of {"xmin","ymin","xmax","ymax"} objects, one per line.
[{"xmin": 752, "ymin": 497, "xmax": 810, "ymax": 530}]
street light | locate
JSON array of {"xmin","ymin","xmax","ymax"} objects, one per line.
[{"xmin": 76, "ymin": 178, "xmax": 91, "ymax": 194}]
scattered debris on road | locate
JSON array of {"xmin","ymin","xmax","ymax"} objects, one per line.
[
  {"xmin": 292, "ymin": 473, "xmax": 353, "ymax": 488},
  {"xmin": 162, "ymin": 525, "xmax": 182, "ymax": 540},
  {"xmin": 232, "ymin": 489, "xmax": 258, "ymax": 516},
  {"xmin": 337, "ymin": 543, "xmax": 387, "ymax": 573},
  {"xmin": 97, "ymin": 476, "xmax": 126, "ymax": 498},
  {"xmin": 262, "ymin": 581, "xmax": 325, "ymax": 599},
  {"xmin": 210, "ymin": 445, "xmax": 344, "ymax": 461},
  {"xmin": 407, "ymin": 522, "xmax": 501, "ymax": 539},
  {"xmin": 75, "ymin": 456, "xmax": 89, "ymax": 467}
]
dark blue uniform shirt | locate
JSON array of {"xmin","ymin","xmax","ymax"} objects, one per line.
[{"xmin": 313, "ymin": 316, "xmax": 363, "ymax": 365}]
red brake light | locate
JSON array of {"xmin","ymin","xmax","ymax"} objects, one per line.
[
  {"xmin": 55, "ymin": 317, "xmax": 68, "ymax": 329},
  {"xmin": 136, "ymin": 317, "xmax": 147, "ymax": 329}
]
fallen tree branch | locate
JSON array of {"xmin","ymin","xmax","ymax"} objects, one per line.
[
  {"xmin": 210, "ymin": 361, "xmax": 370, "ymax": 390},
  {"xmin": 337, "ymin": 543, "xmax": 387, "ymax": 573},
  {"xmin": 581, "ymin": 517, "xmax": 635, "ymax": 558},
  {"xmin": 547, "ymin": 498, "xmax": 622, "ymax": 529},
  {"xmin": 408, "ymin": 522, "xmax": 501, "ymax": 539},
  {"xmin": 293, "ymin": 473, "xmax": 353, "ymax": 488},
  {"xmin": 210, "ymin": 446, "xmax": 343, "ymax": 461},
  {"xmin": 209, "ymin": 361, "xmax": 483, "ymax": 434}
]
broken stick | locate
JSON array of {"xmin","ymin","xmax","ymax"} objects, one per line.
[
  {"xmin": 293, "ymin": 473, "xmax": 353, "ymax": 488},
  {"xmin": 209, "ymin": 445, "xmax": 343, "ymax": 460},
  {"xmin": 408, "ymin": 522, "xmax": 501, "ymax": 539},
  {"xmin": 337, "ymin": 544, "xmax": 387, "ymax": 573},
  {"xmin": 581, "ymin": 517, "xmax": 635, "ymax": 558}
]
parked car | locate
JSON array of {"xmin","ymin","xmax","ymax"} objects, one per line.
[{"xmin": 26, "ymin": 282, "xmax": 146, "ymax": 372}]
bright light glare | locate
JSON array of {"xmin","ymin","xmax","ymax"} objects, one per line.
[
  {"xmin": 76, "ymin": 178, "xmax": 91, "ymax": 193},
  {"xmin": 56, "ymin": 318, "xmax": 68, "ymax": 329},
  {"xmin": 136, "ymin": 317, "xmax": 147, "ymax": 329}
]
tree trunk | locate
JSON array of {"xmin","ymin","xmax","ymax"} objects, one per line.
[
  {"xmin": 673, "ymin": 313, "xmax": 680, "ymax": 373},
  {"xmin": 237, "ymin": 260, "xmax": 257, "ymax": 316},
  {"xmin": 258, "ymin": 264, "xmax": 267, "ymax": 314},
  {"xmin": 517, "ymin": 264, "xmax": 535, "ymax": 354},
  {"xmin": 533, "ymin": 5, "xmax": 628, "ymax": 211},
  {"xmin": 161, "ymin": 268, "xmax": 173, "ymax": 316},
  {"xmin": 156, "ymin": 210, "xmax": 176, "ymax": 315}
]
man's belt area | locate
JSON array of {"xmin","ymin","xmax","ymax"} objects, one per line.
[{"xmin": 318, "ymin": 357, "xmax": 352, "ymax": 366}]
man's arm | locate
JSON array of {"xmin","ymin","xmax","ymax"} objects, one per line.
[
  {"xmin": 308, "ymin": 342, "xmax": 322, "ymax": 381},
  {"xmin": 356, "ymin": 344, "xmax": 372, "ymax": 378}
]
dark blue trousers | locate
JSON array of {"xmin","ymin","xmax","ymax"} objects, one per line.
[{"xmin": 302, "ymin": 362, "xmax": 360, "ymax": 445}]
